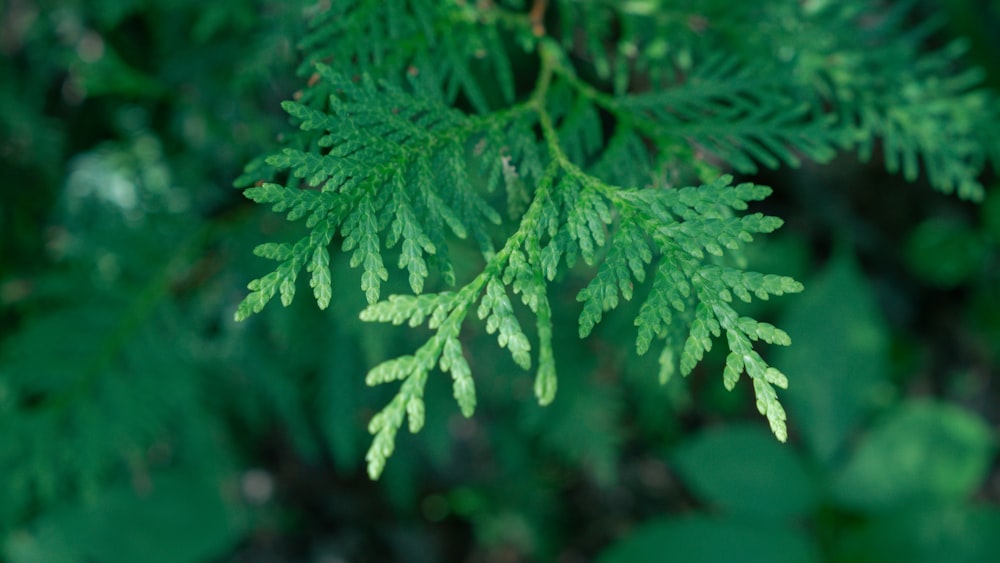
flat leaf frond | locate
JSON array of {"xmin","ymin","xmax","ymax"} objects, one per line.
[
  {"xmin": 578, "ymin": 219, "xmax": 651, "ymax": 337},
  {"xmin": 233, "ymin": 0, "xmax": 1000, "ymax": 478},
  {"xmin": 602, "ymin": 175, "xmax": 800, "ymax": 441},
  {"xmin": 235, "ymin": 219, "xmax": 337, "ymax": 321},
  {"xmin": 238, "ymin": 68, "xmax": 513, "ymax": 312},
  {"xmin": 357, "ymin": 165, "xmax": 564, "ymax": 477},
  {"xmin": 563, "ymin": 183, "xmax": 614, "ymax": 266},
  {"xmin": 635, "ymin": 258, "xmax": 687, "ymax": 355},
  {"xmin": 556, "ymin": 93, "xmax": 605, "ymax": 166},
  {"xmin": 477, "ymin": 278, "xmax": 532, "ymax": 369},
  {"xmin": 359, "ymin": 291, "xmax": 460, "ymax": 328},
  {"xmin": 590, "ymin": 125, "xmax": 656, "ymax": 189},
  {"xmin": 300, "ymin": 1, "xmax": 515, "ymax": 112},
  {"xmin": 618, "ymin": 59, "xmax": 840, "ymax": 173},
  {"xmin": 810, "ymin": 11, "xmax": 999, "ymax": 200}
]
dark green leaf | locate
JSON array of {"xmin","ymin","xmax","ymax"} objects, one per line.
[
  {"xmin": 672, "ymin": 424, "xmax": 819, "ymax": 520},
  {"xmin": 833, "ymin": 401, "xmax": 995, "ymax": 511},
  {"xmin": 774, "ymin": 251, "xmax": 892, "ymax": 465}
]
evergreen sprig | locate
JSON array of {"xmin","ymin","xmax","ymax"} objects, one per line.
[{"xmin": 235, "ymin": 1, "xmax": 999, "ymax": 478}]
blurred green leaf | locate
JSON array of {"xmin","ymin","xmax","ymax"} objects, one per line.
[
  {"xmin": 320, "ymin": 335, "xmax": 368, "ymax": 472},
  {"xmin": 835, "ymin": 505, "xmax": 1000, "ymax": 563},
  {"xmin": 741, "ymin": 232, "xmax": 813, "ymax": 289},
  {"xmin": 86, "ymin": 0, "xmax": 149, "ymax": 29},
  {"xmin": 672, "ymin": 424, "xmax": 819, "ymax": 520},
  {"xmin": 968, "ymin": 283, "xmax": 1000, "ymax": 357},
  {"xmin": 597, "ymin": 515, "xmax": 819, "ymax": 563},
  {"xmin": 904, "ymin": 218, "xmax": 987, "ymax": 288},
  {"xmin": 833, "ymin": 400, "xmax": 995, "ymax": 512},
  {"xmin": 981, "ymin": 187, "xmax": 1000, "ymax": 244},
  {"xmin": 774, "ymin": 251, "xmax": 892, "ymax": 465},
  {"xmin": 74, "ymin": 44, "xmax": 167, "ymax": 99},
  {"xmin": 318, "ymin": 277, "xmax": 375, "ymax": 473},
  {"xmin": 4, "ymin": 470, "xmax": 246, "ymax": 563},
  {"xmin": 519, "ymin": 347, "xmax": 622, "ymax": 485}
]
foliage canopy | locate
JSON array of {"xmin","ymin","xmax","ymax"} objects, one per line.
[{"xmin": 2, "ymin": 1, "xmax": 999, "ymax": 560}]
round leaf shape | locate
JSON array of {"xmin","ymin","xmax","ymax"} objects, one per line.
[
  {"xmin": 836, "ymin": 505, "xmax": 1000, "ymax": 563},
  {"xmin": 672, "ymin": 424, "xmax": 818, "ymax": 520},
  {"xmin": 833, "ymin": 400, "xmax": 995, "ymax": 512}
]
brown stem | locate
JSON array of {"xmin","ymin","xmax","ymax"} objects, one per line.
[{"xmin": 529, "ymin": 0, "xmax": 548, "ymax": 37}]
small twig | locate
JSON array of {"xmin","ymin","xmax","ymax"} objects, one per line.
[{"xmin": 529, "ymin": 0, "xmax": 548, "ymax": 37}]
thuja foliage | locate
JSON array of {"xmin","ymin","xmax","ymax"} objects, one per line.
[{"xmin": 235, "ymin": 0, "xmax": 1000, "ymax": 479}]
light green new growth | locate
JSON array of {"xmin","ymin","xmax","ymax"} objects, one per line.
[{"xmin": 234, "ymin": 0, "xmax": 999, "ymax": 478}]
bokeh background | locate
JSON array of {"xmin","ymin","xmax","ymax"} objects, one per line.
[{"xmin": 2, "ymin": 1, "xmax": 999, "ymax": 561}]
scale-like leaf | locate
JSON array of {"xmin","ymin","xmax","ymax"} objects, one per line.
[{"xmin": 233, "ymin": 0, "xmax": 997, "ymax": 478}]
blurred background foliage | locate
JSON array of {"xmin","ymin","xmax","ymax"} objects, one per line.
[{"xmin": 1, "ymin": 0, "xmax": 999, "ymax": 561}]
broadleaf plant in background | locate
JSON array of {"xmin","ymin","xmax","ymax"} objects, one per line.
[
  {"xmin": 234, "ymin": 0, "xmax": 1000, "ymax": 478},
  {"xmin": 599, "ymin": 253, "xmax": 999, "ymax": 562},
  {"xmin": 3, "ymin": 0, "xmax": 1000, "ymax": 560}
]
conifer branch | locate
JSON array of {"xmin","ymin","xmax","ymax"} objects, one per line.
[{"xmin": 233, "ymin": 0, "xmax": 1000, "ymax": 478}]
